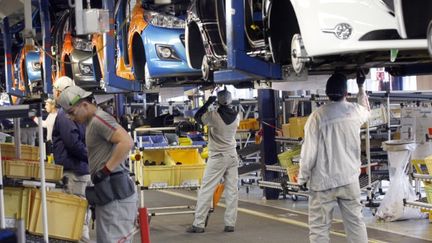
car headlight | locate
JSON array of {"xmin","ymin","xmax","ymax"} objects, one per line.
[
  {"xmin": 155, "ymin": 44, "xmax": 181, "ymax": 60},
  {"xmin": 31, "ymin": 61, "xmax": 41, "ymax": 71},
  {"xmin": 79, "ymin": 62, "xmax": 93, "ymax": 75},
  {"xmin": 144, "ymin": 10, "xmax": 185, "ymax": 29},
  {"xmin": 73, "ymin": 38, "xmax": 93, "ymax": 52}
]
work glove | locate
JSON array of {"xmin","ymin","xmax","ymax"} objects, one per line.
[
  {"xmin": 356, "ymin": 70, "xmax": 366, "ymax": 88},
  {"xmin": 299, "ymin": 182, "xmax": 308, "ymax": 191},
  {"xmin": 92, "ymin": 165, "xmax": 111, "ymax": 184},
  {"xmin": 207, "ymin": 96, "xmax": 217, "ymax": 104}
]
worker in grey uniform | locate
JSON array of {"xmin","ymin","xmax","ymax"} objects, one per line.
[
  {"xmin": 187, "ymin": 88, "xmax": 240, "ymax": 233},
  {"xmin": 52, "ymin": 76, "xmax": 92, "ymax": 241},
  {"xmin": 298, "ymin": 72, "xmax": 370, "ymax": 243},
  {"xmin": 58, "ymin": 86, "xmax": 137, "ymax": 243}
]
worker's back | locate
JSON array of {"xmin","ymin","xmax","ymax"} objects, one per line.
[
  {"xmin": 304, "ymin": 100, "xmax": 369, "ymax": 191},
  {"xmin": 202, "ymin": 110, "xmax": 239, "ymax": 155}
]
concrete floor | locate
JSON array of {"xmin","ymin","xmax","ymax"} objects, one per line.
[
  {"xmin": 82, "ymin": 174, "xmax": 432, "ymax": 243},
  {"xmin": 130, "ymin": 183, "xmax": 432, "ymax": 243}
]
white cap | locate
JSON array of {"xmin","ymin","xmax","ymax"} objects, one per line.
[
  {"xmin": 58, "ymin": 86, "xmax": 92, "ymax": 111},
  {"xmin": 53, "ymin": 76, "xmax": 74, "ymax": 92}
]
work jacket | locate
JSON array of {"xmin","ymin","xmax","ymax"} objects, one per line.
[
  {"xmin": 52, "ymin": 109, "xmax": 89, "ymax": 175},
  {"xmin": 298, "ymin": 91, "xmax": 370, "ymax": 191}
]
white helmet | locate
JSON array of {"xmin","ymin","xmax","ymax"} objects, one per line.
[{"xmin": 53, "ymin": 76, "xmax": 74, "ymax": 92}]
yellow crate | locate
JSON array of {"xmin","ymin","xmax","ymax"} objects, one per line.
[
  {"xmin": 287, "ymin": 117, "xmax": 308, "ymax": 138},
  {"xmin": 33, "ymin": 163, "xmax": 64, "ymax": 182},
  {"xmin": 424, "ymin": 156, "xmax": 432, "ymax": 174},
  {"xmin": 4, "ymin": 187, "xmax": 31, "ymax": 229},
  {"xmin": 142, "ymin": 166, "xmax": 174, "ymax": 187},
  {"xmin": 238, "ymin": 118, "xmax": 259, "ymax": 130},
  {"xmin": 179, "ymin": 137, "xmax": 193, "ymax": 146},
  {"xmin": 3, "ymin": 160, "xmax": 35, "ymax": 179},
  {"xmin": 277, "ymin": 147, "xmax": 301, "ymax": 168},
  {"xmin": 282, "ymin": 123, "xmax": 291, "ymax": 138},
  {"xmin": 166, "ymin": 149, "xmax": 206, "ymax": 186},
  {"xmin": 286, "ymin": 165, "xmax": 300, "ymax": 183},
  {"xmin": 425, "ymin": 185, "xmax": 432, "ymax": 204},
  {"xmin": 28, "ymin": 190, "xmax": 87, "ymax": 241},
  {"xmin": 173, "ymin": 164, "xmax": 206, "ymax": 186},
  {"xmin": 139, "ymin": 150, "xmax": 175, "ymax": 187},
  {"xmin": 0, "ymin": 143, "xmax": 39, "ymax": 161},
  {"xmin": 413, "ymin": 159, "xmax": 429, "ymax": 174},
  {"xmin": 22, "ymin": 145, "xmax": 39, "ymax": 161},
  {"xmin": 412, "ymin": 159, "xmax": 432, "ymax": 186}
]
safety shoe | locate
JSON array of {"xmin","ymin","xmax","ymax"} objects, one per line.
[
  {"xmin": 186, "ymin": 225, "xmax": 205, "ymax": 233},
  {"xmin": 224, "ymin": 226, "xmax": 235, "ymax": 232}
]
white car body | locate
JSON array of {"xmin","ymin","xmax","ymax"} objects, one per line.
[{"xmin": 290, "ymin": 0, "xmax": 427, "ymax": 57}]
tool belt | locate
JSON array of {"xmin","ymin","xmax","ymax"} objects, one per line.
[{"xmin": 85, "ymin": 170, "xmax": 135, "ymax": 206}]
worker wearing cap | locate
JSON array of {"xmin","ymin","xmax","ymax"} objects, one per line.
[
  {"xmin": 52, "ymin": 76, "xmax": 91, "ymax": 241},
  {"xmin": 187, "ymin": 88, "xmax": 240, "ymax": 233},
  {"xmin": 298, "ymin": 73, "xmax": 370, "ymax": 243},
  {"xmin": 58, "ymin": 85, "xmax": 137, "ymax": 243}
]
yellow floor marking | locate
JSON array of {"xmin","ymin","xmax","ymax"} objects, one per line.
[{"xmin": 160, "ymin": 190, "xmax": 387, "ymax": 243}]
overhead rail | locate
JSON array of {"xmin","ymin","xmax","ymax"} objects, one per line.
[{"xmin": 214, "ymin": 0, "xmax": 282, "ymax": 83}]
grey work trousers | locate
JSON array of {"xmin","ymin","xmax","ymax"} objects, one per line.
[
  {"xmin": 308, "ymin": 181, "xmax": 368, "ymax": 243},
  {"xmin": 96, "ymin": 192, "xmax": 138, "ymax": 243},
  {"xmin": 193, "ymin": 152, "xmax": 239, "ymax": 228},
  {"xmin": 63, "ymin": 172, "xmax": 92, "ymax": 240}
]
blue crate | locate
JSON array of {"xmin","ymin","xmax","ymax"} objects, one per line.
[
  {"xmin": 165, "ymin": 133, "xmax": 179, "ymax": 146},
  {"xmin": 150, "ymin": 135, "xmax": 168, "ymax": 147},
  {"xmin": 138, "ymin": 136, "xmax": 153, "ymax": 148},
  {"xmin": 187, "ymin": 133, "xmax": 207, "ymax": 146}
]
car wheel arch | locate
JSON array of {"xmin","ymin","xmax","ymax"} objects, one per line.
[{"xmin": 131, "ymin": 32, "xmax": 146, "ymax": 81}]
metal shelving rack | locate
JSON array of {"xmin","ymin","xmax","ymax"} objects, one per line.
[
  {"xmin": 0, "ymin": 104, "xmax": 48, "ymax": 242},
  {"xmin": 257, "ymin": 136, "xmax": 306, "ymax": 200}
]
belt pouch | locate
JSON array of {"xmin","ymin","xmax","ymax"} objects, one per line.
[{"xmin": 110, "ymin": 171, "xmax": 135, "ymax": 200}]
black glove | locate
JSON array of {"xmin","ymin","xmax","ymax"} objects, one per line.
[
  {"xmin": 92, "ymin": 165, "xmax": 111, "ymax": 184},
  {"xmin": 356, "ymin": 70, "xmax": 366, "ymax": 87},
  {"xmin": 299, "ymin": 183, "xmax": 308, "ymax": 191},
  {"xmin": 207, "ymin": 96, "xmax": 217, "ymax": 104}
]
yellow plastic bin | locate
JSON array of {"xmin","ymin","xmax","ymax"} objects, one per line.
[
  {"xmin": 286, "ymin": 165, "xmax": 300, "ymax": 183},
  {"xmin": 33, "ymin": 163, "xmax": 64, "ymax": 182},
  {"xmin": 179, "ymin": 137, "xmax": 193, "ymax": 146},
  {"xmin": 3, "ymin": 160, "xmax": 35, "ymax": 179},
  {"xmin": 28, "ymin": 190, "xmax": 88, "ymax": 241},
  {"xmin": 277, "ymin": 147, "xmax": 301, "ymax": 168},
  {"xmin": 4, "ymin": 187, "xmax": 31, "ymax": 229},
  {"xmin": 141, "ymin": 150, "xmax": 174, "ymax": 187},
  {"xmin": 166, "ymin": 149, "xmax": 206, "ymax": 186},
  {"xmin": 412, "ymin": 159, "xmax": 431, "ymax": 186}
]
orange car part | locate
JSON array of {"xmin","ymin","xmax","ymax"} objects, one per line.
[
  {"xmin": 92, "ymin": 1, "xmax": 148, "ymax": 82},
  {"xmin": 117, "ymin": 1, "xmax": 148, "ymax": 80},
  {"xmin": 213, "ymin": 183, "xmax": 225, "ymax": 208}
]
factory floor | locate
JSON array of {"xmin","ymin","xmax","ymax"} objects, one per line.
[{"xmin": 123, "ymin": 180, "xmax": 432, "ymax": 243}]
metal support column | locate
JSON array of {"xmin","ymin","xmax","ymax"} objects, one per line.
[
  {"xmin": 1, "ymin": 17, "xmax": 25, "ymax": 97},
  {"xmin": 102, "ymin": 0, "xmax": 141, "ymax": 92},
  {"xmin": 39, "ymin": 0, "xmax": 52, "ymax": 94},
  {"xmin": 258, "ymin": 89, "xmax": 279, "ymax": 199},
  {"xmin": 115, "ymin": 94, "xmax": 125, "ymax": 118}
]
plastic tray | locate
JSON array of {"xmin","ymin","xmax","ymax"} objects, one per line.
[
  {"xmin": 28, "ymin": 191, "xmax": 88, "ymax": 241},
  {"xmin": 4, "ymin": 187, "xmax": 31, "ymax": 229},
  {"xmin": 166, "ymin": 149, "xmax": 206, "ymax": 186},
  {"xmin": 3, "ymin": 160, "xmax": 34, "ymax": 179},
  {"xmin": 187, "ymin": 133, "xmax": 206, "ymax": 146},
  {"xmin": 150, "ymin": 135, "xmax": 168, "ymax": 147},
  {"xmin": 33, "ymin": 163, "xmax": 63, "ymax": 182}
]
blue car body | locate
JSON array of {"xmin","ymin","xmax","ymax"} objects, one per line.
[
  {"xmin": 142, "ymin": 24, "xmax": 200, "ymax": 79},
  {"xmin": 24, "ymin": 50, "xmax": 42, "ymax": 83}
]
